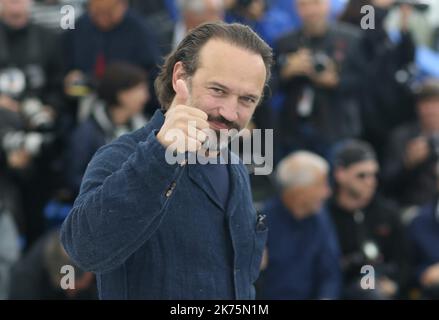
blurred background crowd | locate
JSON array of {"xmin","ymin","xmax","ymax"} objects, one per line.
[{"xmin": 1, "ymin": 0, "xmax": 439, "ymax": 300}]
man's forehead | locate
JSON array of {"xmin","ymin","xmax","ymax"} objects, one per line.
[
  {"xmin": 197, "ymin": 39, "xmax": 260, "ymax": 64},
  {"xmin": 347, "ymin": 160, "xmax": 379, "ymax": 172},
  {"xmin": 195, "ymin": 39, "xmax": 266, "ymax": 82},
  {"xmin": 194, "ymin": 42, "xmax": 266, "ymax": 92}
]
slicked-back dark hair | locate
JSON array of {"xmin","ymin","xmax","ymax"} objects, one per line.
[{"xmin": 154, "ymin": 22, "xmax": 273, "ymax": 111}]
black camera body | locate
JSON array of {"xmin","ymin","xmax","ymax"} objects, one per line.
[
  {"xmin": 312, "ymin": 52, "xmax": 331, "ymax": 74},
  {"xmin": 0, "ymin": 67, "xmax": 55, "ymax": 131},
  {"xmin": 278, "ymin": 50, "xmax": 331, "ymax": 76},
  {"xmin": 1, "ymin": 130, "xmax": 54, "ymax": 157}
]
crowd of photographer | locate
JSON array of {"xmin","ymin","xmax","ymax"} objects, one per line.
[{"xmin": 0, "ymin": 0, "xmax": 439, "ymax": 299}]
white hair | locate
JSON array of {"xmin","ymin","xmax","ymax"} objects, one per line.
[
  {"xmin": 276, "ymin": 151, "xmax": 329, "ymax": 189},
  {"xmin": 177, "ymin": 0, "xmax": 224, "ymax": 13}
]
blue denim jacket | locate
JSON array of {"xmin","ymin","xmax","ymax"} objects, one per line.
[{"xmin": 60, "ymin": 110, "xmax": 267, "ymax": 299}]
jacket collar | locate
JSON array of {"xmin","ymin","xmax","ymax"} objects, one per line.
[{"xmin": 149, "ymin": 109, "xmax": 165, "ymax": 129}]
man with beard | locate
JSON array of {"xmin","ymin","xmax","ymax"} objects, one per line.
[
  {"xmin": 61, "ymin": 22, "xmax": 273, "ymax": 300},
  {"xmin": 328, "ymin": 139, "xmax": 409, "ymax": 299}
]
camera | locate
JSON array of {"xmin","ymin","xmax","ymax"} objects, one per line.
[
  {"xmin": 0, "ymin": 67, "xmax": 55, "ymax": 130},
  {"xmin": 1, "ymin": 130, "xmax": 54, "ymax": 157},
  {"xmin": 0, "ymin": 67, "xmax": 26, "ymax": 100},
  {"xmin": 65, "ymin": 73, "xmax": 94, "ymax": 98},
  {"xmin": 21, "ymin": 98, "xmax": 54, "ymax": 131},
  {"xmin": 278, "ymin": 50, "xmax": 331, "ymax": 75},
  {"xmin": 312, "ymin": 52, "xmax": 331, "ymax": 74}
]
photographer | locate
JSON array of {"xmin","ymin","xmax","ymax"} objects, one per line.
[
  {"xmin": 328, "ymin": 140, "xmax": 409, "ymax": 299},
  {"xmin": 0, "ymin": 0, "xmax": 64, "ymax": 112},
  {"xmin": 64, "ymin": 63, "xmax": 149, "ymax": 199},
  {"xmin": 385, "ymin": 0, "xmax": 433, "ymax": 47},
  {"xmin": 0, "ymin": 0, "xmax": 63, "ymax": 247},
  {"xmin": 274, "ymin": 0, "xmax": 363, "ymax": 159},
  {"xmin": 383, "ymin": 79, "xmax": 439, "ymax": 207},
  {"xmin": 342, "ymin": 0, "xmax": 417, "ymax": 158}
]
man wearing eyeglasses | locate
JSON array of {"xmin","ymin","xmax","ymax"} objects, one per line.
[{"xmin": 327, "ymin": 139, "xmax": 409, "ymax": 299}]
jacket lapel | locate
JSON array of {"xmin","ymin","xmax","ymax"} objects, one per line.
[{"xmin": 225, "ymin": 162, "xmax": 242, "ymax": 219}]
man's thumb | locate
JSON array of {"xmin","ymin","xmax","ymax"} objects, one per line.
[{"xmin": 173, "ymin": 79, "xmax": 190, "ymax": 106}]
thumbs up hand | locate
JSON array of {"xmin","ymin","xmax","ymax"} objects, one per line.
[{"xmin": 157, "ymin": 79, "xmax": 209, "ymax": 153}]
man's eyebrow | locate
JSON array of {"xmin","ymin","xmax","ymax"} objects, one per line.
[
  {"xmin": 207, "ymin": 81, "xmax": 260, "ymax": 100},
  {"xmin": 207, "ymin": 81, "xmax": 230, "ymax": 91}
]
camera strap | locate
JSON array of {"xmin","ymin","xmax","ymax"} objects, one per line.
[{"xmin": 297, "ymin": 86, "xmax": 315, "ymax": 118}]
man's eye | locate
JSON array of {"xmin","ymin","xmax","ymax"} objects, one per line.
[
  {"xmin": 241, "ymin": 97, "xmax": 256, "ymax": 105},
  {"xmin": 210, "ymin": 87, "xmax": 225, "ymax": 95}
]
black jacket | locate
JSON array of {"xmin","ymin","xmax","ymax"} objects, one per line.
[{"xmin": 328, "ymin": 196, "xmax": 410, "ymax": 294}]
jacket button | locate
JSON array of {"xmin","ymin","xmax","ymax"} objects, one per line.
[{"xmin": 165, "ymin": 182, "xmax": 177, "ymax": 197}]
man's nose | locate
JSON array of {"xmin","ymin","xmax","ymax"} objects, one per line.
[{"xmin": 218, "ymin": 97, "xmax": 239, "ymax": 123}]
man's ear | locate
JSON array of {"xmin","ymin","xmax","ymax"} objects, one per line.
[{"xmin": 172, "ymin": 62, "xmax": 187, "ymax": 93}]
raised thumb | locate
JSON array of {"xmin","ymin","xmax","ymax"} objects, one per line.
[{"xmin": 173, "ymin": 79, "xmax": 190, "ymax": 106}]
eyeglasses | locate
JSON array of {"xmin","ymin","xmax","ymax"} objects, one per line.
[{"xmin": 355, "ymin": 172, "xmax": 378, "ymax": 180}]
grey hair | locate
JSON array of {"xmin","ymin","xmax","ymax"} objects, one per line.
[
  {"xmin": 276, "ymin": 151, "xmax": 329, "ymax": 190},
  {"xmin": 177, "ymin": 0, "xmax": 224, "ymax": 13}
]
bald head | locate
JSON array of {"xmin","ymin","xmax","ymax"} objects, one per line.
[
  {"xmin": 178, "ymin": 0, "xmax": 224, "ymax": 30},
  {"xmin": 277, "ymin": 151, "xmax": 331, "ymax": 218},
  {"xmin": 276, "ymin": 151, "xmax": 329, "ymax": 190},
  {"xmin": 0, "ymin": 0, "xmax": 31, "ymax": 29}
]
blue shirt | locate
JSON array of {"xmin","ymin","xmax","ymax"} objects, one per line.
[
  {"xmin": 259, "ymin": 197, "xmax": 341, "ymax": 299},
  {"xmin": 198, "ymin": 158, "xmax": 230, "ymax": 211}
]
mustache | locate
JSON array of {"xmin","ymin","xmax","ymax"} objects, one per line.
[{"xmin": 207, "ymin": 115, "xmax": 240, "ymax": 131}]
